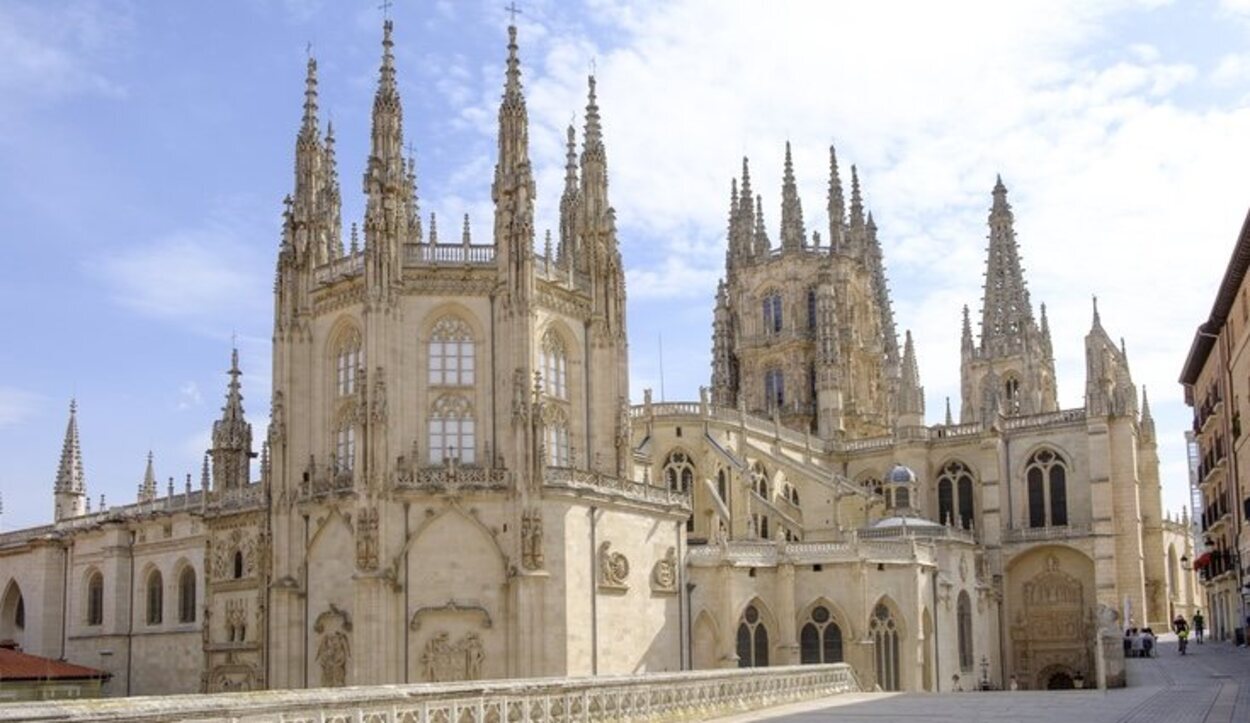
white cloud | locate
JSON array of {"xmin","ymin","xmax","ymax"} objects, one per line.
[
  {"xmin": 177, "ymin": 382, "xmax": 203, "ymax": 410},
  {"xmin": 0, "ymin": 388, "xmax": 41, "ymax": 427},
  {"xmin": 94, "ymin": 225, "xmax": 270, "ymax": 323},
  {"xmin": 0, "ymin": 2, "xmax": 130, "ymax": 105}
]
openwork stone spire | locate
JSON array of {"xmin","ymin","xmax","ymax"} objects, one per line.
[
  {"xmin": 1140, "ymin": 385, "xmax": 1156, "ymax": 443},
  {"xmin": 323, "ymin": 121, "xmax": 343, "ymax": 259},
  {"xmin": 558, "ymin": 124, "xmax": 579, "ymax": 268},
  {"xmin": 55, "ymin": 399, "xmax": 86, "ymax": 496},
  {"xmin": 138, "ymin": 451, "xmax": 157, "ymax": 503},
  {"xmin": 979, "ymin": 176, "xmax": 1035, "ymax": 357},
  {"xmin": 363, "ymin": 20, "xmax": 407, "ymax": 294},
  {"xmin": 897, "ymin": 330, "xmax": 924, "ymax": 421},
  {"xmin": 779, "ymin": 141, "xmax": 806, "ymax": 252},
  {"xmin": 54, "ymin": 398, "xmax": 89, "ymax": 519},
  {"xmin": 827, "ymin": 145, "xmax": 845, "ymax": 252},
  {"xmin": 753, "ymin": 195, "xmax": 769, "ymax": 256},
  {"xmin": 210, "ymin": 347, "xmax": 253, "ymax": 492},
  {"xmin": 493, "ymin": 21, "xmax": 536, "ymax": 307}
]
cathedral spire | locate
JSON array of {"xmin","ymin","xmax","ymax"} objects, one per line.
[
  {"xmin": 945, "ymin": 396, "xmax": 954, "ymax": 426},
  {"xmin": 779, "ymin": 141, "xmax": 806, "ymax": 252},
  {"xmin": 363, "ymin": 20, "xmax": 407, "ymax": 294},
  {"xmin": 579, "ymin": 75, "xmax": 610, "ymax": 229},
  {"xmin": 558, "ymin": 124, "xmax": 580, "ymax": 269},
  {"xmin": 299, "ymin": 55, "xmax": 320, "ymax": 145},
  {"xmin": 323, "ymin": 121, "xmax": 343, "ymax": 259},
  {"xmin": 724, "ymin": 176, "xmax": 740, "ymax": 268},
  {"xmin": 1091, "ymin": 295, "xmax": 1103, "ymax": 331},
  {"xmin": 210, "ymin": 347, "xmax": 253, "ymax": 492},
  {"xmin": 139, "ymin": 451, "xmax": 157, "ymax": 503},
  {"xmin": 736, "ymin": 157, "xmax": 757, "ymax": 262},
  {"xmin": 1140, "ymin": 385, "xmax": 1156, "ymax": 443},
  {"xmin": 897, "ymin": 330, "xmax": 924, "ymax": 424},
  {"xmin": 979, "ymin": 175, "xmax": 1035, "ymax": 357},
  {"xmin": 1040, "ymin": 301, "xmax": 1054, "ymax": 359},
  {"xmin": 753, "ymin": 194, "xmax": 770, "ymax": 256},
  {"xmin": 961, "ymin": 304, "xmax": 974, "ymax": 357},
  {"xmin": 827, "ymin": 145, "xmax": 845, "ymax": 252},
  {"xmin": 53, "ymin": 399, "xmax": 87, "ymax": 520}
]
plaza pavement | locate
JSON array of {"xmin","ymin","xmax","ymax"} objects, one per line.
[{"xmin": 716, "ymin": 635, "xmax": 1250, "ymax": 722}]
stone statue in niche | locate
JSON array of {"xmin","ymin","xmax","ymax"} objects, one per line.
[
  {"xmin": 598, "ymin": 541, "xmax": 630, "ymax": 590},
  {"xmin": 356, "ymin": 506, "xmax": 379, "ymax": 572},
  {"xmin": 314, "ymin": 605, "xmax": 352, "ymax": 688},
  {"xmin": 650, "ymin": 546, "xmax": 678, "ymax": 594},
  {"xmin": 225, "ymin": 599, "xmax": 247, "ymax": 643},
  {"xmin": 520, "ymin": 508, "xmax": 544, "ymax": 570},
  {"xmin": 370, "ymin": 367, "xmax": 388, "ymax": 424},
  {"xmin": 421, "ymin": 631, "xmax": 486, "ymax": 682}
]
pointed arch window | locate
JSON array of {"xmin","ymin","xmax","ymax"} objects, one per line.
[
  {"xmin": 146, "ymin": 569, "xmax": 163, "ymax": 625},
  {"xmin": 937, "ymin": 461, "xmax": 975, "ymax": 529},
  {"xmin": 178, "ymin": 567, "xmax": 197, "ymax": 623},
  {"xmin": 429, "ymin": 317, "xmax": 475, "ymax": 387},
  {"xmin": 1, "ymin": 583, "xmax": 24, "ymax": 636},
  {"xmin": 541, "ymin": 330, "xmax": 568, "ymax": 400},
  {"xmin": 1025, "ymin": 449, "xmax": 1068, "ymax": 528},
  {"xmin": 736, "ymin": 604, "xmax": 769, "ymax": 667},
  {"xmin": 762, "ymin": 292, "xmax": 783, "ymax": 334},
  {"xmin": 717, "ymin": 468, "xmax": 728, "ymax": 502},
  {"xmin": 546, "ymin": 407, "xmax": 570, "ymax": 467},
  {"xmin": 765, "ymin": 369, "xmax": 785, "ymax": 409},
  {"xmin": 663, "ymin": 450, "xmax": 695, "ymax": 494},
  {"xmin": 334, "ymin": 328, "xmax": 362, "ymax": 396},
  {"xmin": 1004, "ymin": 376, "xmax": 1021, "ymax": 414},
  {"xmin": 860, "ymin": 476, "xmax": 883, "ymax": 497},
  {"xmin": 233, "ymin": 551, "xmax": 244, "ymax": 579},
  {"xmin": 430, "ymin": 394, "xmax": 476, "ymax": 464},
  {"xmin": 870, "ymin": 603, "xmax": 901, "ymax": 691},
  {"xmin": 807, "ymin": 289, "xmax": 817, "ymax": 330},
  {"xmin": 957, "ymin": 591, "xmax": 973, "ymax": 671},
  {"xmin": 751, "ymin": 462, "xmax": 769, "ymax": 498},
  {"xmin": 334, "ymin": 422, "xmax": 355, "ymax": 475},
  {"xmin": 800, "ymin": 605, "xmax": 843, "ymax": 664},
  {"xmin": 86, "ymin": 571, "xmax": 104, "ymax": 626}
]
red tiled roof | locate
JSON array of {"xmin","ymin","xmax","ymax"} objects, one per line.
[{"xmin": 0, "ymin": 647, "xmax": 110, "ymax": 681}]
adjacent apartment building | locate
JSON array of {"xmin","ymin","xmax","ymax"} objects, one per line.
[{"xmin": 1181, "ymin": 208, "xmax": 1250, "ymax": 643}]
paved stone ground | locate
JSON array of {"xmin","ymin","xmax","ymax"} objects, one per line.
[{"xmin": 717, "ymin": 635, "xmax": 1250, "ymax": 722}]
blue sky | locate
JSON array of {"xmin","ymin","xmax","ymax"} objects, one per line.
[{"xmin": 2, "ymin": 0, "xmax": 1248, "ymax": 529}]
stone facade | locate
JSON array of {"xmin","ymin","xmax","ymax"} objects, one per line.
[{"xmin": 0, "ymin": 18, "xmax": 1190, "ymax": 699}]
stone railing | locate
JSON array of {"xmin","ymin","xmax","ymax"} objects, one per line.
[
  {"xmin": 688, "ymin": 536, "xmax": 937, "ymax": 567},
  {"xmin": 298, "ymin": 468, "xmax": 355, "ymax": 500},
  {"xmin": 1001, "ymin": 408, "xmax": 1086, "ymax": 430},
  {"xmin": 313, "ymin": 252, "xmax": 365, "ymax": 285},
  {"xmin": 395, "ymin": 466, "xmax": 511, "ymax": 492},
  {"xmin": 0, "ymin": 664, "xmax": 859, "ymax": 723},
  {"xmin": 406, "ymin": 242, "xmax": 497, "ymax": 266},
  {"xmin": 1003, "ymin": 522, "xmax": 1093, "ymax": 543},
  {"xmin": 545, "ymin": 467, "xmax": 691, "ymax": 510},
  {"xmin": 207, "ymin": 483, "xmax": 264, "ymax": 511}
]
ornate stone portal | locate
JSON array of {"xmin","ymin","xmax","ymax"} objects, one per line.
[{"xmin": 1010, "ymin": 555, "xmax": 1090, "ymax": 689}]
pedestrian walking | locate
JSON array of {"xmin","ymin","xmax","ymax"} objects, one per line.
[{"xmin": 1192, "ymin": 610, "xmax": 1205, "ymax": 644}]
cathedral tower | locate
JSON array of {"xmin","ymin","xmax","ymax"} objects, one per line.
[{"xmin": 710, "ymin": 145, "xmax": 900, "ymax": 439}]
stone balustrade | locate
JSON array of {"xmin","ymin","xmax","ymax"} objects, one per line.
[
  {"xmin": 394, "ymin": 466, "xmax": 511, "ymax": 493},
  {"xmin": 688, "ymin": 536, "xmax": 940, "ymax": 567},
  {"xmin": 1002, "ymin": 522, "xmax": 1093, "ymax": 543},
  {"xmin": 545, "ymin": 467, "xmax": 691, "ymax": 510},
  {"xmin": 0, "ymin": 664, "xmax": 859, "ymax": 723}
]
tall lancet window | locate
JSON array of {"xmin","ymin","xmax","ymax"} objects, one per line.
[
  {"xmin": 429, "ymin": 394, "xmax": 476, "ymax": 465},
  {"xmin": 429, "ymin": 317, "xmax": 475, "ymax": 387},
  {"xmin": 546, "ymin": 407, "xmax": 570, "ymax": 467},
  {"xmin": 663, "ymin": 450, "xmax": 695, "ymax": 494},
  {"xmin": 1004, "ymin": 375, "xmax": 1021, "ymax": 414},
  {"xmin": 765, "ymin": 369, "xmax": 785, "ymax": 410},
  {"xmin": 334, "ymin": 423, "xmax": 355, "ymax": 474},
  {"xmin": 937, "ymin": 460, "xmax": 976, "ymax": 530},
  {"xmin": 762, "ymin": 292, "xmax": 783, "ymax": 334},
  {"xmin": 1025, "ymin": 449, "xmax": 1068, "ymax": 528},
  {"xmin": 334, "ymin": 328, "xmax": 362, "ymax": 396},
  {"xmin": 541, "ymin": 330, "xmax": 568, "ymax": 399}
]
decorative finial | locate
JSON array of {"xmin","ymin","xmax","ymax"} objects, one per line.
[{"xmin": 504, "ymin": 1, "xmax": 522, "ymax": 24}]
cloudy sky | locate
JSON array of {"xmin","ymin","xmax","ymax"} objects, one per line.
[{"xmin": 1, "ymin": 0, "xmax": 1246, "ymax": 529}]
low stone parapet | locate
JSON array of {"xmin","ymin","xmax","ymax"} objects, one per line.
[{"xmin": 0, "ymin": 664, "xmax": 859, "ymax": 723}]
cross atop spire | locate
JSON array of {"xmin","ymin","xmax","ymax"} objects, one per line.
[
  {"xmin": 379, "ymin": 0, "xmax": 394, "ymax": 20},
  {"xmin": 504, "ymin": 1, "xmax": 522, "ymax": 23}
]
